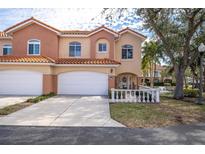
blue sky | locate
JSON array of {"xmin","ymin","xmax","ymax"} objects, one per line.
[{"xmin": 0, "ymin": 8, "xmax": 149, "ymax": 37}]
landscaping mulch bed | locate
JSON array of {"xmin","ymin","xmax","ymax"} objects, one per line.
[{"xmin": 110, "ymin": 96, "xmax": 205, "ymax": 128}]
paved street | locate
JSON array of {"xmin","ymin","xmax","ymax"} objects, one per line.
[{"xmin": 0, "ymin": 122, "xmax": 205, "ymax": 144}]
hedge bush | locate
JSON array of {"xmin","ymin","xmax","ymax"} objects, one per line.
[
  {"xmin": 26, "ymin": 92, "xmax": 56, "ymax": 103},
  {"xmin": 171, "ymin": 82, "xmax": 176, "ymax": 86},
  {"xmin": 154, "ymin": 82, "xmax": 164, "ymax": 86},
  {"xmin": 184, "ymin": 88, "xmax": 199, "ymax": 97},
  {"xmin": 164, "ymin": 83, "xmax": 171, "ymax": 86}
]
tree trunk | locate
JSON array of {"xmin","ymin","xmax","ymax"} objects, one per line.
[
  {"xmin": 174, "ymin": 64, "xmax": 185, "ymax": 99},
  {"xmin": 203, "ymin": 67, "xmax": 205, "ymax": 91},
  {"xmin": 184, "ymin": 75, "xmax": 187, "ymax": 88},
  {"xmin": 150, "ymin": 63, "xmax": 154, "ymax": 87},
  {"xmin": 143, "ymin": 72, "xmax": 146, "ymax": 86},
  {"xmin": 154, "ymin": 62, "xmax": 157, "ymax": 84},
  {"xmin": 192, "ymin": 74, "xmax": 194, "ymax": 89},
  {"xmin": 196, "ymin": 76, "xmax": 199, "ymax": 88}
]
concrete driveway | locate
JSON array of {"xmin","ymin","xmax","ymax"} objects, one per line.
[
  {"xmin": 0, "ymin": 96, "xmax": 124, "ymax": 127},
  {"xmin": 0, "ymin": 96, "xmax": 34, "ymax": 109}
]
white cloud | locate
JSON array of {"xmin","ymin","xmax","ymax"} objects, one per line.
[
  {"xmin": 0, "ymin": 8, "xmax": 104, "ymax": 30},
  {"xmin": 0, "ymin": 8, "xmax": 149, "ymax": 37}
]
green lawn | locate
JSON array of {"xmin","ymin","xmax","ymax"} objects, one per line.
[
  {"xmin": 110, "ymin": 96, "xmax": 205, "ymax": 128},
  {"xmin": 0, "ymin": 93, "xmax": 56, "ymax": 116}
]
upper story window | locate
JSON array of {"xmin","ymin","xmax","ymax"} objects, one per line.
[
  {"xmin": 98, "ymin": 43, "xmax": 107, "ymax": 52},
  {"xmin": 154, "ymin": 70, "xmax": 161, "ymax": 77},
  {"xmin": 69, "ymin": 42, "xmax": 81, "ymax": 57},
  {"xmin": 3, "ymin": 45, "xmax": 12, "ymax": 55},
  {"xmin": 28, "ymin": 39, "xmax": 40, "ymax": 55},
  {"xmin": 122, "ymin": 44, "xmax": 133, "ymax": 59}
]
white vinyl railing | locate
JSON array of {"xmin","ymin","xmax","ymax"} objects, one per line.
[{"xmin": 110, "ymin": 88, "xmax": 160, "ymax": 103}]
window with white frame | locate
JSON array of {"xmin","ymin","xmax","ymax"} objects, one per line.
[
  {"xmin": 3, "ymin": 44, "xmax": 12, "ymax": 55},
  {"xmin": 122, "ymin": 44, "xmax": 133, "ymax": 59},
  {"xmin": 28, "ymin": 39, "xmax": 40, "ymax": 55},
  {"xmin": 69, "ymin": 42, "xmax": 81, "ymax": 57},
  {"xmin": 98, "ymin": 43, "xmax": 107, "ymax": 52}
]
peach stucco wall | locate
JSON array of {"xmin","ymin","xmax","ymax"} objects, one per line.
[
  {"xmin": 0, "ymin": 39, "xmax": 12, "ymax": 55},
  {"xmin": 12, "ymin": 23, "xmax": 59, "ymax": 58},
  {"xmin": 108, "ymin": 76, "xmax": 116, "ymax": 89},
  {"xmin": 52, "ymin": 66, "xmax": 116, "ymax": 75},
  {"xmin": 95, "ymin": 38, "xmax": 110, "ymax": 58},
  {"xmin": 90, "ymin": 30, "xmax": 115, "ymax": 59},
  {"xmin": 59, "ymin": 37, "xmax": 90, "ymax": 58},
  {"xmin": 115, "ymin": 32, "xmax": 143, "ymax": 76},
  {"xmin": 43, "ymin": 74, "xmax": 57, "ymax": 94},
  {"xmin": 0, "ymin": 64, "xmax": 52, "ymax": 74}
]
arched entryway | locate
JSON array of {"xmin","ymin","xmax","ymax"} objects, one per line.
[{"xmin": 116, "ymin": 73, "xmax": 138, "ymax": 89}]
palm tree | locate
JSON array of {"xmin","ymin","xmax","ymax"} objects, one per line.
[{"xmin": 141, "ymin": 41, "xmax": 163, "ymax": 87}]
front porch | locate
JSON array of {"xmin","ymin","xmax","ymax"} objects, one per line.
[
  {"xmin": 113, "ymin": 73, "xmax": 160, "ymax": 103},
  {"xmin": 116, "ymin": 73, "xmax": 140, "ymax": 89}
]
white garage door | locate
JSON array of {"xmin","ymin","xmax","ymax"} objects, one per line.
[
  {"xmin": 58, "ymin": 71, "xmax": 108, "ymax": 95},
  {"xmin": 0, "ymin": 70, "xmax": 43, "ymax": 95}
]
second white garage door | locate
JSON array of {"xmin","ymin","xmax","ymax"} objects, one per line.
[
  {"xmin": 58, "ymin": 71, "xmax": 108, "ymax": 95},
  {"xmin": 0, "ymin": 70, "xmax": 43, "ymax": 95}
]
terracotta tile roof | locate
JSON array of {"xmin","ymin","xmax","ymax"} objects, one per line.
[
  {"xmin": 55, "ymin": 58, "xmax": 121, "ymax": 65},
  {"xmin": 61, "ymin": 30, "xmax": 90, "ymax": 35},
  {"xmin": 61, "ymin": 25, "xmax": 119, "ymax": 36},
  {"xmin": 0, "ymin": 56, "xmax": 53, "ymax": 63},
  {"xmin": 0, "ymin": 56, "xmax": 120, "ymax": 65}
]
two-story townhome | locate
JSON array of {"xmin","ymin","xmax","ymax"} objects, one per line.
[{"xmin": 0, "ymin": 17, "xmax": 146, "ymax": 95}]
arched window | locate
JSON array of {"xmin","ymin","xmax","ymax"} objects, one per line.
[
  {"xmin": 3, "ymin": 44, "xmax": 12, "ymax": 55},
  {"xmin": 122, "ymin": 44, "xmax": 133, "ymax": 59},
  {"xmin": 28, "ymin": 39, "xmax": 40, "ymax": 55},
  {"xmin": 69, "ymin": 42, "xmax": 81, "ymax": 57}
]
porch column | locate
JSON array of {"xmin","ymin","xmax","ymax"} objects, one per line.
[
  {"xmin": 136, "ymin": 76, "xmax": 139, "ymax": 89},
  {"xmin": 43, "ymin": 74, "xmax": 57, "ymax": 94},
  {"xmin": 108, "ymin": 76, "xmax": 116, "ymax": 89}
]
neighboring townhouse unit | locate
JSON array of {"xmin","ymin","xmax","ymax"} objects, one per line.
[
  {"xmin": 141, "ymin": 64, "xmax": 173, "ymax": 85},
  {"xmin": 0, "ymin": 17, "xmax": 146, "ymax": 95}
]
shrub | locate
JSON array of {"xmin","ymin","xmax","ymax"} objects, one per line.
[
  {"xmin": 145, "ymin": 82, "xmax": 150, "ymax": 86},
  {"xmin": 184, "ymin": 88, "xmax": 199, "ymax": 97},
  {"xmin": 171, "ymin": 82, "xmax": 176, "ymax": 86},
  {"xmin": 26, "ymin": 92, "xmax": 56, "ymax": 103},
  {"xmin": 164, "ymin": 83, "xmax": 171, "ymax": 86},
  {"xmin": 154, "ymin": 82, "xmax": 164, "ymax": 86},
  {"xmin": 164, "ymin": 79, "xmax": 172, "ymax": 83}
]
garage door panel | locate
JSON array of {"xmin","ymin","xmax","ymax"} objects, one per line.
[
  {"xmin": 0, "ymin": 71, "xmax": 43, "ymax": 95},
  {"xmin": 58, "ymin": 71, "xmax": 108, "ymax": 95}
]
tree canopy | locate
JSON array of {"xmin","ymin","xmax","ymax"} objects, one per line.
[{"xmin": 102, "ymin": 8, "xmax": 205, "ymax": 99}]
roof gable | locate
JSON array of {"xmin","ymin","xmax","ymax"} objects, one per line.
[
  {"xmin": 4, "ymin": 17, "xmax": 61, "ymax": 35},
  {"xmin": 119, "ymin": 28, "xmax": 147, "ymax": 40},
  {"xmin": 88, "ymin": 25, "xmax": 119, "ymax": 37}
]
